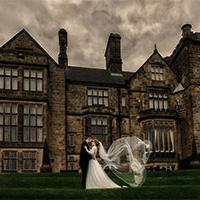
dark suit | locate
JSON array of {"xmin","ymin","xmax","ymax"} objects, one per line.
[{"xmin": 79, "ymin": 140, "xmax": 92, "ymax": 189}]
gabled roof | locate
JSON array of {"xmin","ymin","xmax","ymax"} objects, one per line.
[
  {"xmin": 127, "ymin": 48, "xmax": 177, "ymax": 83},
  {"xmin": 0, "ymin": 29, "xmax": 57, "ymax": 65},
  {"xmin": 66, "ymin": 66, "xmax": 133, "ymax": 86}
]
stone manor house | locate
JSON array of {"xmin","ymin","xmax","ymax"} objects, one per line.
[{"xmin": 0, "ymin": 24, "xmax": 199, "ymax": 173}]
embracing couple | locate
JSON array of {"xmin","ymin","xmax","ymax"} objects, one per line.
[
  {"xmin": 79, "ymin": 135, "xmax": 151, "ymax": 189},
  {"xmin": 79, "ymin": 136, "xmax": 121, "ymax": 189}
]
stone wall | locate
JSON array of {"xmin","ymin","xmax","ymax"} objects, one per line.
[
  {"xmin": 170, "ymin": 40, "xmax": 200, "ymax": 159},
  {"xmin": 66, "ymin": 84, "xmax": 87, "ymax": 114},
  {"xmin": 188, "ymin": 43, "xmax": 200, "ymax": 155},
  {"xmin": 191, "ymin": 87, "xmax": 200, "ymax": 154},
  {"xmin": 129, "ymin": 51, "xmax": 177, "ymax": 139},
  {"xmin": 189, "ymin": 42, "xmax": 200, "ymax": 85},
  {"xmin": 0, "ymin": 148, "xmax": 43, "ymax": 173},
  {"xmin": 65, "ymin": 82, "xmax": 130, "ymax": 170},
  {"xmin": 48, "ymin": 60, "xmax": 66, "ymax": 172},
  {"xmin": 0, "ymin": 30, "xmax": 49, "ymax": 173}
]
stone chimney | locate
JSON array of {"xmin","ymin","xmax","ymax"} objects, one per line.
[
  {"xmin": 105, "ymin": 33, "xmax": 122, "ymax": 74},
  {"xmin": 58, "ymin": 28, "xmax": 68, "ymax": 67},
  {"xmin": 181, "ymin": 24, "xmax": 193, "ymax": 38}
]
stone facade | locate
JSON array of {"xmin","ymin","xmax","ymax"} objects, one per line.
[
  {"xmin": 0, "ymin": 24, "xmax": 200, "ymax": 173},
  {"xmin": 0, "ymin": 30, "xmax": 49, "ymax": 173},
  {"xmin": 169, "ymin": 24, "xmax": 200, "ymax": 163},
  {"xmin": 65, "ymin": 83, "xmax": 130, "ymax": 170}
]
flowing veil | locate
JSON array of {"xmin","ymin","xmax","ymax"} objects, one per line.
[{"xmin": 98, "ymin": 136, "xmax": 151, "ymax": 187}]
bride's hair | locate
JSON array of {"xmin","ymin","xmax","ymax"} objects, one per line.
[
  {"xmin": 94, "ymin": 139, "xmax": 100, "ymax": 146},
  {"xmin": 85, "ymin": 135, "xmax": 93, "ymax": 140}
]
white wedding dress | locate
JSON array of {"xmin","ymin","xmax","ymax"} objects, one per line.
[{"xmin": 85, "ymin": 145, "xmax": 120, "ymax": 189}]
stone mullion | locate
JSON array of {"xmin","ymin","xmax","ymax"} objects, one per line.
[{"xmin": 18, "ymin": 104, "xmax": 23, "ymax": 143}]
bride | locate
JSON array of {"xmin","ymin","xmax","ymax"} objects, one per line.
[
  {"xmin": 85, "ymin": 139, "xmax": 121, "ymax": 189},
  {"xmin": 85, "ymin": 136, "xmax": 151, "ymax": 189}
]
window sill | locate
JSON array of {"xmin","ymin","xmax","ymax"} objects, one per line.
[
  {"xmin": 138, "ymin": 109, "xmax": 178, "ymax": 121},
  {"xmin": 0, "ymin": 89, "xmax": 18, "ymax": 91},
  {"xmin": 84, "ymin": 105, "xmax": 109, "ymax": 108}
]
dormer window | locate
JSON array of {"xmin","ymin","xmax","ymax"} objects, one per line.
[{"xmin": 151, "ymin": 66, "xmax": 164, "ymax": 81}]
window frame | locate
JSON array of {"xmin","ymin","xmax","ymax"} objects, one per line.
[
  {"xmin": 23, "ymin": 104, "xmax": 43, "ymax": 143},
  {"xmin": 68, "ymin": 134, "xmax": 75, "ymax": 147},
  {"xmin": 148, "ymin": 92, "xmax": 169, "ymax": 111},
  {"xmin": 150, "ymin": 66, "xmax": 165, "ymax": 81},
  {"xmin": 22, "ymin": 151, "xmax": 37, "ymax": 171},
  {"xmin": 2, "ymin": 151, "xmax": 17, "ymax": 172},
  {"xmin": 144, "ymin": 123, "xmax": 175, "ymax": 153},
  {"xmin": 68, "ymin": 162, "xmax": 75, "ymax": 171},
  {"xmin": 23, "ymin": 70, "xmax": 43, "ymax": 92},
  {"xmin": 0, "ymin": 67, "xmax": 18, "ymax": 90},
  {"xmin": 121, "ymin": 96, "xmax": 126, "ymax": 107},
  {"xmin": 0, "ymin": 103, "xmax": 18, "ymax": 142},
  {"xmin": 89, "ymin": 117, "xmax": 109, "ymax": 148},
  {"xmin": 87, "ymin": 88, "xmax": 109, "ymax": 107}
]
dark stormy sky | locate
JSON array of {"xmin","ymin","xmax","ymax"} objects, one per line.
[{"xmin": 0, "ymin": 0, "xmax": 200, "ymax": 72}]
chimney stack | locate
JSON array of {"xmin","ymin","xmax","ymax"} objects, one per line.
[
  {"xmin": 105, "ymin": 33, "xmax": 122, "ymax": 74},
  {"xmin": 181, "ymin": 24, "xmax": 192, "ymax": 38},
  {"xmin": 58, "ymin": 28, "xmax": 68, "ymax": 67}
]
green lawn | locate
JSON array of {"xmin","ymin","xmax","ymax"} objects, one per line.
[{"xmin": 0, "ymin": 170, "xmax": 200, "ymax": 200}]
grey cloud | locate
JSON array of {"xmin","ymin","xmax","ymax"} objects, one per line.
[{"xmin": 0, "ymin": 0, "xmax": 200, "ymax": 71}]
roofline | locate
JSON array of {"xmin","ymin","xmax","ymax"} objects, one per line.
[
  {"xmin": 68, "ymin": 65, "xmax": 106, "ymax": 71},
  {"xmin": 125, "ymin": 50, "xmax": 158, "ymax": 84},
  {"xmin": 125, "ymin": 49, "xmax": 178, "ymax": 85},
  {"xmin": 66, "ymin": 79, "xmax": 127, "ymax": 88},
  {"xmin": 169, "ymin": 37, "xmax": 200, "ymax": 65},
  {"xmin": 0, "ymin": 28, "xmax": 58, "ymax": 66},
  {"xmin": 67, "ymin": 65, "xmax": 134, "ymax": 75}
]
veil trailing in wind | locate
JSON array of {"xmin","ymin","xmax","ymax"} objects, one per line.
[{"xmin": 98, "ymin": 136, "xmax": 151, "ymax": 187}]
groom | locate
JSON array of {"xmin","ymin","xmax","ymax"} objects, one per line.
[{"xmin": 79, "ymin": 136, "xmax": 93, "ymax": 189}]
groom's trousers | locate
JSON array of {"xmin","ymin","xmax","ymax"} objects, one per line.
[{"xmin": 81, "ymin": 163, "xmax": 89, "ymax": 189}]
